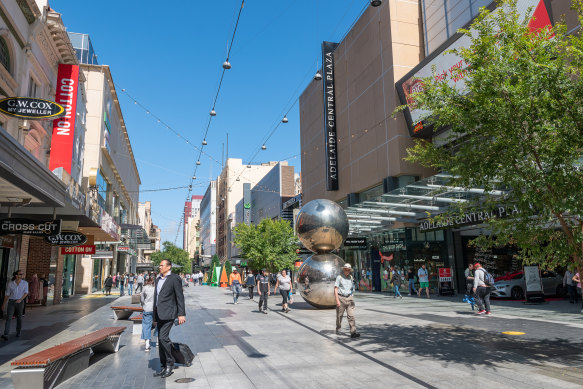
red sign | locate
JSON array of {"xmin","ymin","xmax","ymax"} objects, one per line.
[
  {"xmin": 49, "ymin": 64, "xmax": 80, "ymax": 174},
  {"xmin": 438, "ymin": 267, "xmax": 452, "ymax": 282},
  {"xmin": 61, "ymin": 245, "xmax": 96, "ymax": 255}
]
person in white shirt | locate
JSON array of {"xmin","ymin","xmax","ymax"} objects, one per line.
[
  {"xmin": 136, "ymin": 273, "xmax": 145, "ymax": 294},
  {"xmin": 2, "ymin": 271, "xmax": 29, "ymax": 340}
]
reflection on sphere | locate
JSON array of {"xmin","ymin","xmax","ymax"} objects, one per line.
[
  {"xmin": 297, "ymin": 253, "xmax": 345, "ymax": 309},
  {"xmin": 295, "ymin": 199, "xmax": 349, "ymax": 254}
]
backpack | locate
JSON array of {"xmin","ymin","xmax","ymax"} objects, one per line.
[{"xmin": 481, "ymin": 268, "xmax": 495, "ymax": 286}]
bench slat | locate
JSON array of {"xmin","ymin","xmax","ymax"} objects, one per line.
[
  {"xmin": 12, "ymin": 327, "xmax": 125, "ymax": 367},
  {"xmin": 111, "ymin": 306, "xmax": 143, "ymax": 312}
]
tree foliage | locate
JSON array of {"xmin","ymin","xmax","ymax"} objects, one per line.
[
  {"xmin": 398, "ymin": 0, "xmax": 583, "ymax": 272},
  {"xmin": 209, "ymin": 254, "xmax": 220, "ymax": 282},
  {"xmin": 233, "ymin": 218, "xmax": 298, "ymax": 272},
  {"xmin": 150, "ymin": 241, "xmax": 191, "ymax": 274},
  {"xmin": 224, "ymin": 260, "xmax": 233, "ymax": 279}
]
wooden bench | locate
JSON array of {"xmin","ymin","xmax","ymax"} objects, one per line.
[
  {"xmin": 111, "ymin": 306, "xmax": 143, "ymax": 320},
  {"xmin": 11, "ymin": 326, "xmax": 125, "ymax": 389},
  {"xmin": 130, "ymin": 314, "xmax": 143, "ymax": 335}
]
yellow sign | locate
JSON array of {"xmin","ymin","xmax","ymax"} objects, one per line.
[{"xmin": 502, "ymin": 331, "xmax": 525, "ymax": 335}]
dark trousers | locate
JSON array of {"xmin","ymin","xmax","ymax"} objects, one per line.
[
  {"xmin": 476, "ymin": 286, "xmax": 491, "ymax": 312},
  {"xmin": 567, "ymin": 284, "xmax": 577, "ymax": 303},
  {"xmin": 4, "ymin": 300, "xmax": 24, "ymax": 335},
  {"xmin": 258, "ymin": 292, "xmax": 268, "ymax": 311},
  {"xmin": 136, "ymin": 283, "xmax": 143, "ymax": 293},
  {"xmin": 157, "ymin": 319, "xmax": 175, "ymax": 367},
  {"xmin": 248, "ymin": 286, "xmax": 254, "ymax": 299}
]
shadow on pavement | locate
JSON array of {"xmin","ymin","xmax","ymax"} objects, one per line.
[{"xmin": 357, "ymin": 323, "xmax": 583, "ymax": 368}]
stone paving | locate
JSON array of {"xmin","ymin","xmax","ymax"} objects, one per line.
[{"xmin": 1, "ymin": 285, "xmax": 583, "ymax": 388}]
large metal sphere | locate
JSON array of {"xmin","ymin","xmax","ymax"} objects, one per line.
[
  {"xmin": 297, "ymin": 253, "xmax": 346, "ymax": 309},
  {"xmin": 295, "ymin": 199, "xmax": 349, "ymax": 254}
]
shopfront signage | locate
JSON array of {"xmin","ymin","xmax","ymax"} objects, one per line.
[
  {"xmin": 118, "ymin": 246, "xmax": 136, "ymax": 256},
  {"xmin": 61, "ymin": 245, "xmax": 96, "ymax": 255},
  {"xmin": 0, "ymin": 236, "xmax": 16, "ymax": 248},
  {"xmin": 344, "ymin": 237, "xmax": 367, "ymax": 249},
  {"xmin": 243, "ymin": 183, "xmax": 251, "ymax": 226},
  {"xmin": 49, "ymin": 64, "xmax": 80, "ymax": 175},
  {"xmin": 46, "ymin": 231, "xmax": 87, "ymax": 246},
  {"xmin": 282, "ymin": 194, "xmax": 301, "ymax": 209},
  {"xmin": 0, "ymin": 97, "xmax": 65, "ymax": 119},
  {"xmin": 0, "ymin": 218, "xmax": 61, "ymax": 236},
  {"xmin": 322, "ymin": 41, "xmax": 339, "ymax": 191},
  {"xmin": 396, "ymin": 0, "xmax": 552, "ymax": 138},
  {"xmin": 93, "ymin": 250, "xmax": 113, "ymax": 258},
  {"xmin": 438, "ymin": 268, "xmax": 452, "ymax": 282},
  {"xmin": 418, "ymin": 205, "xmax": 520, "ymax": 232},
  {"xmin": 380, "ymin": 242, "xmax": 405, "ymax": 251},
  {"xmin": 100, "ymin": 209, "xmax": 120, "ymax": 241},
  {"xmin": 296, "ymin": 247, "xmax": 312, "ymax": 255}
]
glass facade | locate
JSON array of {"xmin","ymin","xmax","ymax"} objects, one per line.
[
  {"xmin": 62, "ymin": 255, "xmax": 76, "ymax": 298},
  {"xmin": 68, "ymin": 32, "xmax": 99, "ymax": 65}
]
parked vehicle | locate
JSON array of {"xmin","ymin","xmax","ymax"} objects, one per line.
[{"xmin": 493, "ymin": 270, "xmax": 565, "ymax": 299}]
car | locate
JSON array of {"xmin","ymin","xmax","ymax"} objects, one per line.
[{"xmin": 493, "ymin": 270, "xmax": 565, "ymax": 299}]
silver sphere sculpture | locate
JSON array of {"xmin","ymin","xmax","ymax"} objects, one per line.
[
  {"xmin": 295, "ymin": 199, "xmax": 349, "ymax": 309},
  {"xmin": 296, "ymin": 199, "xmax": 349, "ymax": 254}
]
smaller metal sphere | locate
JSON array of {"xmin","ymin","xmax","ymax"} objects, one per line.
[
  {"xmin": 295, "ymin": 199, "xmax": 349, "ymax": 254},
  {"xmin": 297, "ymin": 253, "xmax": 346, "ymax": 309}
]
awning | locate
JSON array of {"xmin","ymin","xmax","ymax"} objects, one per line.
[{"xmin": 346, "ymin": 174, "xmax": 506, "ymax": 235}]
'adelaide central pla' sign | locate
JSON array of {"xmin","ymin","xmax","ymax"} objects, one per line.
[{"xmin": 0, "ymin": 97, "xmax": 65, "ymax": 119}]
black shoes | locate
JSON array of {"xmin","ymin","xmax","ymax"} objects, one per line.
[
  {"xmin": 161, "ymin": 366, "xmax": 174, "ymax": 378},
  {"xmin": 1, "ymin": 334, "xmax": 7, "ymax": 341},
  {"xmin": 153, "ymin": 367, "xmax": 167, "ymax": 377},
  {"xmin": 350, "ymin": 332, "xmax": 361, "ymax": 339}
]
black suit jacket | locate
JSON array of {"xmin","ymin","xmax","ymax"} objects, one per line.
[{"xmin": 154, "ymin": 273, "xmax": 186, "ymax": 321}]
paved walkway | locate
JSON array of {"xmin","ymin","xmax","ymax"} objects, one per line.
[{"xmin": 1, "ymin": 286, "xmax": 583, "ymax": 388}]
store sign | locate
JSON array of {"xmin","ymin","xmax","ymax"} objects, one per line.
[
  {"xmin": 118, "ymin": 246, "xmax": 136, "ymax": 256},
  {"xmin": 93, "ymin": 250, "xmax": 113, "ymax": 259},
  {"xmin": 418, "ymin": 205, "xmax": 520, "ymax": 232},
  {"xmin": 100, "ymin": 209, "xmax": 120, "ymax": 241},
  {"xmin": 0, "ymin": 236, "xmax": 16, "ymax": 248},
  {"xmin": 243, "ymin": 183, "xmax": 251, "ymax": 226},
  {"xmin": 322, "ymin": 41, "xmax": 339, "ymax": 191},
  {"xmin": 46, "ymin": 231, "xmax": 87, "ymax": 246},
  {"xmin": 396, "ymin": 0, "xmax": 552, "ymax": 138},
  {"xmin": 296, "ymin": 247, "xmax": 312, "ymax": 255},
  {"xmin": 0, "ymin": 97, "xmax": 65, "ymax": 119},
  {"xmin": 282, "ymin": 194, "xmax": 301, "ymax": 209},
  {"xmin": 0, "ymin": 218, "xmax": 61, "ymax": 236},
  {"xmin": 344, "ymin": 237, "xmax": 367, "ymax": 249},
  {"xmin": 380, "ymin": 242, "xmax": 405, "ymax": 251},
  {"xmin": 49, "ymin": 64, "xmax": 80, "ymax": 174},
  {"xmin": 438, "ymin": 268, "xmax": 452, "ymax": 282},
  {"xmin": 61, "ymin": 245, "xmax": 96, "ymax": 255}
]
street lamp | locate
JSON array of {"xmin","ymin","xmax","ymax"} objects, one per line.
[{"xmin": 370, "ymin": 0, "xmax": 382, "ymax": 6}]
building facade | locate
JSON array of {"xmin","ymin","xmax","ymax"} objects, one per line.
[
  {"xmin": 184, "ymin": 195, "xmax": 202, "ymax": 260},
  {"xmin": 200, "ymin": 180, "xmax": 217, "ymax": 264}
]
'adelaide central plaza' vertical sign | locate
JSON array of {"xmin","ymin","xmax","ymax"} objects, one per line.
[{"xmin": 322, "ymin": 41, "xmax": 339, "ymax": 191}]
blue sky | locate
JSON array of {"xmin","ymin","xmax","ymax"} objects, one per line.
[{"xmin": 51, "ymin": 0, "xmax": 370, "ymax": 244}]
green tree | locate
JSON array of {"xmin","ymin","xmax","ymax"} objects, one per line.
[
  {"xmin": 397, "ymin": 0, "xmax": 583, "ymax": 272},
  {"xmin": 151, "ymin": 241, "xmax": 191, "ymax": 274},
  {"xmin": 209, "ymin": 254, "xmax": 220, "ymax": 283},
  {"xmin": 224, "ymin": 260, "xmax": 233, "ymax": 279},
  {"xmin": 233, "ymin": 218, "xmax": 298, "ymax": 272}
]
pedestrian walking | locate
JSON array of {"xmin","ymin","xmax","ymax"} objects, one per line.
[
  {"xmin": 274, "ymin": 270, "xmax": 292, "ymax": 312},
  {"xmin": 464, "ymin": 263, "xmax": 476, "ymax": 310},
  {"xmin": 407, "ymin": 267, "xmax": 417, "ymax": 296},
  {"xmin": 128, "ymin": 273, "xmax": 135, "ymax": 295},
  {"xmin": 390, "ymin": 265, "xmax": 402, "ymax": 299},
  {"xmin": 473, "ymin": 262, "xmax": 492, "ymax": 315},
  {"xmin": 153, "ymin": 260, "xmax": 186, "ymax": 378},
  {"xmin": 119, "ymin": 273, "xmax": 125, "ymax": 296},
  {"xmin": 564, "ymin": 268, "xmax": 577, "ymax": 304},
  {"xmin": 193, "ymin": 272, "xmax": 199, "ymax": 286},
  {"xmin": 39, "ymin": 273, "xmax": 49, "ymax": 306},
  {"xmin": 136, "ymin": 273, "xmax": 144, "ymax": 294},
  {"xmin": 334, "ymin": 263, "xmax": 360, "ymax": 338},
  {"xmin": 2, "ymin": 271, "xmax": 28, "ymax": 340},
  {"xmin": 245, "ymin": 271, "xmax": 256, "ymax": 299},
  {"xmin": 229, "ymin": 268, "xmax": 242, "ymax": 304},
  {"xmin": 114, "ymin": 273, "xmax": 119, "ymax": 288},
  {"xmin": 104, "ymin": 275, "xmax": 113, "ymax": 296},
  {"xmin": 141, "ymin": 277, "xmax": 157, "ymax": 351},
  {"xmin": 257, "ymin": 269, "xmax": 271, "ymax": 314},
  {"xmin": 573, "ymin": 272, "xmax": 582, "ymax": 314},
  {"xmin": 417, "ymin": 264, "xmax": 430, "ymax": 298}
]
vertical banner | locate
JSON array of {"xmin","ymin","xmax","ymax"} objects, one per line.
[
  {"xmin": 49, "ymin": 64, "xmax": 80, "ymax": 174},
  {"xmin": 322, "ymin": 41, "xmax": 339, "ymax": 191},
  {"xmin": 243, "ymin": 183, "xmax": 251, "ymax": 225}
]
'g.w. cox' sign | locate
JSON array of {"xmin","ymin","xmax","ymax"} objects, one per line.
[
  {"xmin": 46, "ymin": 231, "xmax": 87, "ymax": 246},
  {"xmin": 0, "ymin": 97, "xmax": 65, "ymax": 119}
]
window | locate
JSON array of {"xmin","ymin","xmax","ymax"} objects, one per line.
[
  {"xmin": 28, "ymin": 77, "xmax": 38, "ymax": 98},
  {"xmin": 0, "ymin": 37, "xmax": 10, "ymax": 73}
]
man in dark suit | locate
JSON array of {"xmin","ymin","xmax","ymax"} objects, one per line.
[{"xmin": 153, "ymin": 259, "xmax": 186, "ymax": 378}]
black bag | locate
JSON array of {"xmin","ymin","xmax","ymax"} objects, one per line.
[{"xmin": 171, "ymin": 342, "xmax": 195, "ymax": 366}]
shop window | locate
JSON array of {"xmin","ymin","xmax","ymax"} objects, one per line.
[
  {"xmin": 0, "ymin": 37, "xmax": 10, "ymax": 73},
  {"xmin": 359, "ymin": 184, "xmax": 384, "ymax": 202},
  {"xmin": 28, "ymin": 76, "xmax": 38, "ymax": 98}
]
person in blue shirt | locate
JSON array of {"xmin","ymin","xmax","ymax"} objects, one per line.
[{"xmin": 417, "ymin": 264, "xmax": 430, "ymax": 298}]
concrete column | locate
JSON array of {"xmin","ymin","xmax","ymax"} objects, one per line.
[
  {"xmin": 18, "ymin": 235, "xmax": 30, "ymax": 275},
  {"xmin": 53, "ymin": 250, "xmax": 64, "ymax": 305}
]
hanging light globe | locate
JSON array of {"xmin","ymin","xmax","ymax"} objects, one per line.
[
  {"xmin": 196, "ymin": 160, "xmax": 201, "ymax": 166},
  {"xmin": 282, "ymin": 115, "xmax": 288, "ymax": 123},
  {"xmin": 222, "ymin": 60, "xmax": 231, "ymax": 69},
  {"xmin": 202, "ymin": 139, "xmax": 208, "ymax": 146},
  {"xmin": 210, "ymin": 109, "xmax": 216, "ymax": 116},
  {"xmin": 261, "ymin": 144, "xmax": 266, "ymax": 150},
  {"xmin": 314, "ymin": 72, "xmax": 322, "ymax": 81},
  {"xmin": 192, "ymin": 176, "xmax": 196, "ymax": 180},
  {"xmin": 247, "ymin": 164, "xmax": 251, "ymax": 168},
  {"xmin": 370, "ymin": 0, "xmax": 382, "ymax": 6},
  {"xmin": 236, "ymin": 177, "xmax": 240, "ymax": 181}
]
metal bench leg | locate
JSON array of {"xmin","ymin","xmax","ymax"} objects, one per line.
[
  {"xmin": 113, "ymin": 310, "xmax": 132, "ymax": 320},
  {"xmin": 132, "ymin": 322, "xmax": 143, "ymax": 335},
  {"xmin": 92, "ymin": 334, "xmax": 122, "ymax": 353}
]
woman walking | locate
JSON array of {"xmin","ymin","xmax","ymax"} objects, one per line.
[
  {"xmin": 245, "ymin": 271, "xmax": 256, "ymax": 300},
  {"xmin": 274, "ymin": 270, "xmax": 292, "ymax": 313},
  {"xmin": 229, "ymin": 269, "xmax": 242, "ymax": 304},
  {"xmin": 104, "ymin": 275, "xmax": 113, "ymax": 296},
  {"xmin": 140, "ymin": 277, "xmax": 157, "ymax": 350},
  {"xmin": 391, "ymin": 265, "xmax": 402, "ymax": 299}
]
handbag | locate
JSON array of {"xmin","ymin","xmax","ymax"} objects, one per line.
[{"xmin": 288, "ymin": 291, "xmax": 293, "ymax": 304}]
